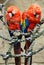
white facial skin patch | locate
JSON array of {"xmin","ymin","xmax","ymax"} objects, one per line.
[
  {"xmin": 9, "ymin": 13, "xmax": 12, "ymax": 18},
  {"xmin": 36, "ymin": 15, "xmax": 39, "ymax": 18},
  {"xmin": 33, "ymin": 12, "xmax": 39, "ymax": 18},
  {"xmin": 33, "ymin": 12, "xmax": 36, "ymax": 15}
]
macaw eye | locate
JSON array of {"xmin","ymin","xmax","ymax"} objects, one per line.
[
  {"xmin": 8, "ymin": 10, "xmax": 16, "ymax": 18},
  {"xmin": 10, "ymin": 10, "xmax": 16, "ymax": 17},
  {"xmin": 33, "ymin": 12, "xmax": 39, "ymax": 18},
  {"xmin": 9, "ymin": 13, "xmax": 12, "ymax": 18},
  {"xmin": 33, "ymin": 12, "xmax": 36, "ymax": 16},
  {"xmin": 12, "ymin": 10, "xmax": 16, "ymax": 14},
  {"xmin": 36, "ymin": 15, "xmax": 39, "ymax": 18}
]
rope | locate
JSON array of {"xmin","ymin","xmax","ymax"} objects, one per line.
[
  {"xmin": 0, "ymin": 46, "xmax": 44, "ymax": 58},
  {"xmin": 0, "ymin": 29, "xmax": 44, "ymax": 42},
  {"xmin": 33, "ymin": 46, "xmax": 44, "ymax": 55}
]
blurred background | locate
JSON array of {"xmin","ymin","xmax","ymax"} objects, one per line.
[{"xmin": 0, "ymin": 0, "xmax": 44, "ymax": 65}]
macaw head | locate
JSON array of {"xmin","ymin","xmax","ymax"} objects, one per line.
[
  {"xmin": 27, "ymin": 4, "xmax": 41, "ymax": 24},
  {"xmin": 6, "ymin": 6, "xmax": 21, "ymax": 23}
]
